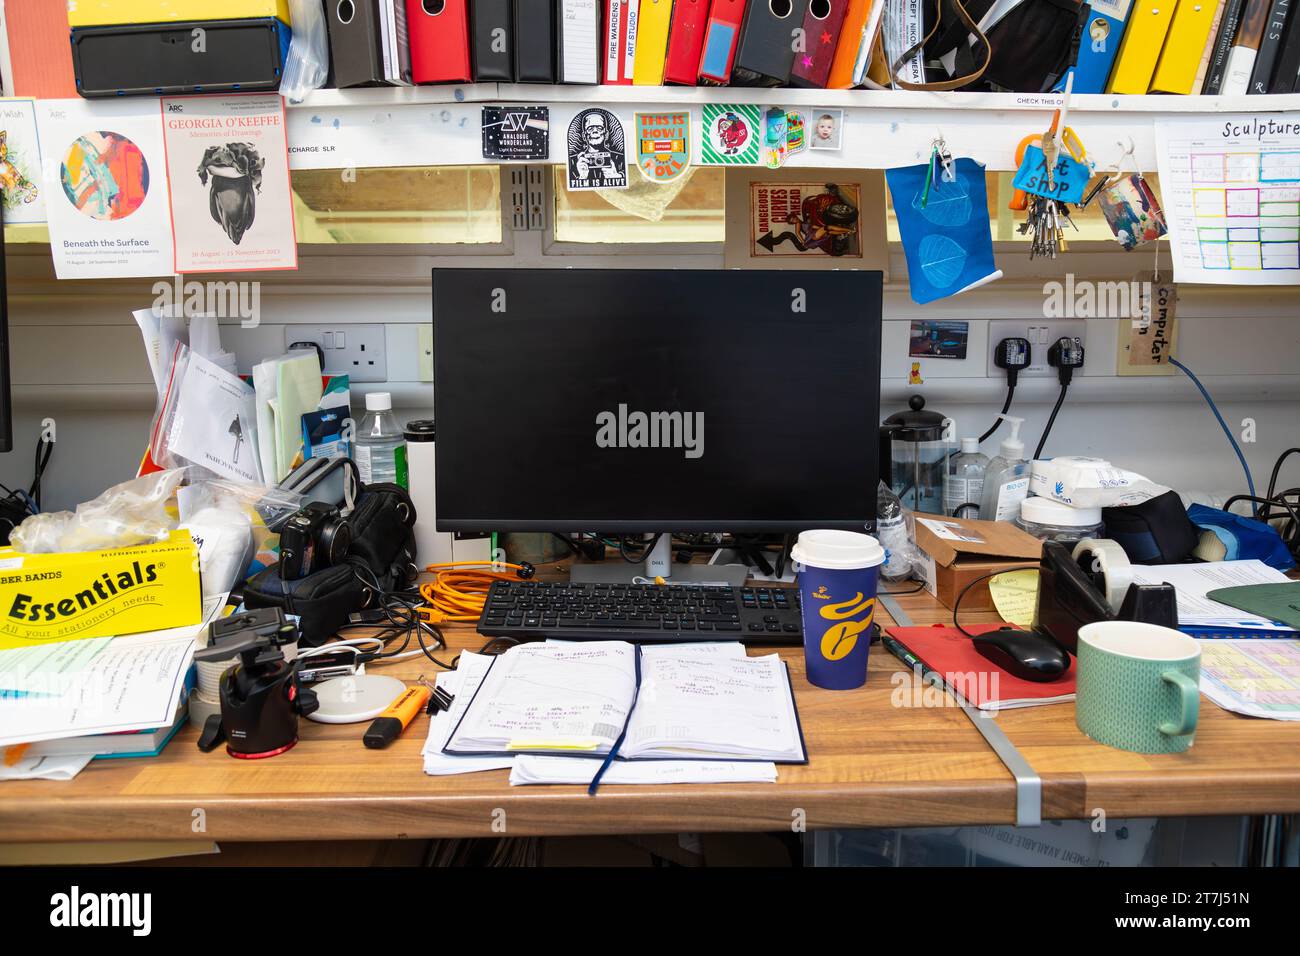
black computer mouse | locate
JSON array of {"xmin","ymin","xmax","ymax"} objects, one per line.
[{"xmin": 972, "ymin": 628, "xmax": 1071, "ymax": 683}]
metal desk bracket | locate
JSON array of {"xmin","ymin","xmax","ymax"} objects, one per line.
[{"xmin": 878, "ymin": 592, "xmax": 1042, "ymax": 827}]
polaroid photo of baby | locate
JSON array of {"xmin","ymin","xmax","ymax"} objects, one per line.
[{"xmin": 809, "ymin": 109, "xmax": 844, "ymax": 151}]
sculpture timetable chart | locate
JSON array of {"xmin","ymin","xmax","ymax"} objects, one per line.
[{"xmin": 1156, "ymin": 115, "xmax": 1300, "ymax": 285}]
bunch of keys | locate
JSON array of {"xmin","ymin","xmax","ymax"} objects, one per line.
[
  {"xmin": 1019, "ymin": 192, "xmax": 1075, "ymax": 258},
  {"xmin": 1010, "ymin": 76, "xmax": 1089, "ymax": 259}
]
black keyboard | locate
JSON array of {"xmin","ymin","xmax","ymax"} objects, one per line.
[{"xmin": 476, "ymin": 581, "xmax": 804, "ymax": 644}]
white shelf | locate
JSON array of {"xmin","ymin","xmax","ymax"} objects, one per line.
[
  {"xmin": 285, "ymin": 85, "xmax": 1300, "ymax": 174},
  {"xmin": 291, "ymin": 85, "xmax": 1300, "ymax": 114}
]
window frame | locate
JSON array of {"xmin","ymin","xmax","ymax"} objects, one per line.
[{"xmin": 541, "ymin": 166, "xmax": 727, "ymax": 258}]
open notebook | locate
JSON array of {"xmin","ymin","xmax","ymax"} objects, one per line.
[{"xmin": 443, "ymin": 641, "xmax": 807, "ymax": 764}]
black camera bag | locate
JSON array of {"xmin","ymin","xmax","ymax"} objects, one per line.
[{"xmin": 243, "ymin": 481, "xmax": 418, "ymax": 646}]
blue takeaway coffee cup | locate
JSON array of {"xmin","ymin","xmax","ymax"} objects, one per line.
[{"xmin": 791, "ymin": 530, "xmax": 885, "ymax": 690}]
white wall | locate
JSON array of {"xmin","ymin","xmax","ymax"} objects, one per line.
[{"xmin": 3, "ymin": 233, "xmax": 1297, "ymax": 512}]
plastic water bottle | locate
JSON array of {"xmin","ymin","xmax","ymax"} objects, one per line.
[
  {"xmin": 876, "ymin": 481, "xmax": 913, "ymax": 581},
  {"xmin": 944, "ymin": 437, "xmax": 990, "ymax": 518},
  {"xmin": 354, "ymin": 392, "xmax": 408, "ymax": 488}
]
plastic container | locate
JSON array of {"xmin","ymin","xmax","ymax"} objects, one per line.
[
  {"xmin": 979, "ymin": 415, "xmax": 1030, "ymax": 522},
  {"xmin": 1015, "ymin": 496, "xmax": 1104, "ymax": 543},
  {"xmin": 944, "ymin": 437, "xmax": 988, "ymax": 518},
  {"xmin": 404, "ymin": 420, "xmax": 454, "ymax": 566},
  {"xmin": 791, "ymin": 530, "xmax": 885, "ymax": 691},
  {"xmin": 876, "ymin": 481, "xmax": 913, "ymax": 581},
  {"xmin": 355, "ymin": 392, "xmax": 408, "ymax": 488}
]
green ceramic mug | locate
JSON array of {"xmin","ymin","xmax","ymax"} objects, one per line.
[{"xmin": 1076, "ymin": 621, "xmax": 1201, "ymax": 754}]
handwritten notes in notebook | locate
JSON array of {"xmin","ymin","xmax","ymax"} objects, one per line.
[
  {"xmin": 625, "ymin": 653, "xmax": 804, "ymax": 760},
  {"xmin": 447, "ymin": 642, "xmax": 639, "ymax": 753},
  {"xmin": 443, "ymin": 640, "xmax": 806, "ymax": 764}
]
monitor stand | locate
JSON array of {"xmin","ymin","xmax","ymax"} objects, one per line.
[{"xmin": 569, "ymin": 534, "xmax": 751, "ymax": 587}]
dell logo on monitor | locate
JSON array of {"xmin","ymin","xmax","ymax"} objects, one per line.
[{"xmin": 595, "ymin": 405, "xmax": 705, "ymax": 460}]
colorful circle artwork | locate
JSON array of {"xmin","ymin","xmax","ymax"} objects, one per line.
[{"xmin": 60, "ymin": 131, "xmax": 150, "ymax": 221}]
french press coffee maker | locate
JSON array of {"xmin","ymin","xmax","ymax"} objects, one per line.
[{"xmin": 879, "ymin": 395, "xmax": 952, "ymax": 515}]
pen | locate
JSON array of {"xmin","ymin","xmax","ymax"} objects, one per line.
[
  {"xmin": 881, "ymin": 634, "xmax": 944, "ymax": 689},
  {"xmin": 363, "ymin": 685, "xmax": 433, "ymax": 749}
]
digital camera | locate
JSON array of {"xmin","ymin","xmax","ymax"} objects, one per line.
[{"xmin": 278, "ymin": 501, "xmax": 352, "ymax": 580}]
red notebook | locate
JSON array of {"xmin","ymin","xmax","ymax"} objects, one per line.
[
  {"xmin": 406, "ymin": 0, "xmax": 472, "ymax": 84},
  {"xmin": 885, "ymin": 625, "xmax": 1076, "ymax": 711},
  {"xmin": 663, "ymin": 0, "xmax": 710, "ymax": 85}
]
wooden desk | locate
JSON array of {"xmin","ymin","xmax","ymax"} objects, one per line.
[{"xmin": 3, "ymin": 585, "xmax": 1299, "ymax": 844}]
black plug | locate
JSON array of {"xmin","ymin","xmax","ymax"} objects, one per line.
[
  {"xmin": 994, "ymin": 337, "xmax": 1032, "ymax": 387},
  {"xmin": 1048, "ymin": 336, "xmax": 1085, "ymax": 386}
]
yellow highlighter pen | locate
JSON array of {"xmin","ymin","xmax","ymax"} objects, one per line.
[{"xmin": 363, "ymin": 685, "xmax": 432, "ymax": 749}]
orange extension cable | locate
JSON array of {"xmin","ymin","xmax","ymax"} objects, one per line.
[{"xmin": 416, "ymin": 561, "xmax": 533, "ymax": 625}]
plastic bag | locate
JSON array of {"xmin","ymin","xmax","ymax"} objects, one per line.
[
  {"xmin": 8, "ymin": 471, "xmax": 305, "ymax": 601},
  {"xmin": 147, "ymin": 344, "xmax": 264, "ymax": 484},
  {"xmin": 182, "ymin": 506, "xmax": 255, "ymax": 598},
  {"xmin": 280, "ymin": 0, "xmax": 330, "ymax": 104},
  {"xmin": 10, "ymin": 469, "xmax": 189, "ymax": 553},
  {"xmin": 177, "ymin": 475, "xmax": 309, "ymax": 577}
]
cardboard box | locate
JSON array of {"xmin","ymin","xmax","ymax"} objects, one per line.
[
  {"xmin": 0, "ymin": 530, "xmax": 202, "ymax": 650},
  {"xmin": 66, "ymin": 0, "xmax": 293, "ymax": 28},
  {"xmin": 913, "ymin": 514, "xmax": 1043, "ymax": 612}
]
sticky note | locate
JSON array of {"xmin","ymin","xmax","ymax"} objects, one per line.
[{"xmin": 989, "ymin": 570, "xmax": 1041, "ymax": 628}]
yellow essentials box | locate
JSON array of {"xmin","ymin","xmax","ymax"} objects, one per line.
[
  {"xmin": 0, "ymin": 530, "xmax": 202, "ymax": 650},
  {"xmin": 66, "ymin": 0, "xmax": 293, "ymax": 28}
]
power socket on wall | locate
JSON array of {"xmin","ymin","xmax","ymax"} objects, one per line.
[
  {"xmin": 987, "ymin": 320, "xmax": 1086, "ymax": 378},
  {"xmin": 284, "ymin": 326, "xmax": 388, "ymax": 383}
]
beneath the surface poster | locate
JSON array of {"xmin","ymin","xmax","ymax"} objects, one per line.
[
  {"xmin": 37, "ymin": 98, "xmax": 174, "ymax": 279},
  {"xmin": 162, "ymin": 94, "xmax": 297, "ymax": 273}
]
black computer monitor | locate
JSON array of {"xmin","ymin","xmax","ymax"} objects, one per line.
[{"xmin": 433, "ymin": 268, "xmax": 882, "ymax": 541}]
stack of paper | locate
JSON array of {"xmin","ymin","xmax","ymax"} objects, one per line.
[
  {"xmin": 0, "ymin": 595, "xmax": 224, "ymax": 774},
  {"xmin": 509, "ymin": 755, "xmax": 777, "ymax": 786},
  {"xmin": 1129, "ymin": 561, "xmax": 1298, "ymax": 636},
  {"xmin": 1197, "ymin": 640, "xmax": 1300, "ymax": 721},
  {"xmin": 0, "ymin": 753, "xmax": 94, "ymax": 782},
  {"xmin": 422, "ymin": 653, "xmax": 514, "ymax": 777},
  {"xmin": 252, "ymin": 351, "xmax": 324, "ymax": 484}
]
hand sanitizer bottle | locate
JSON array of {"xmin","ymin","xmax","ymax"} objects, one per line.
[{"xmin": 978, "ymin": 415, "xmax": 1030, "ymax": 522}]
